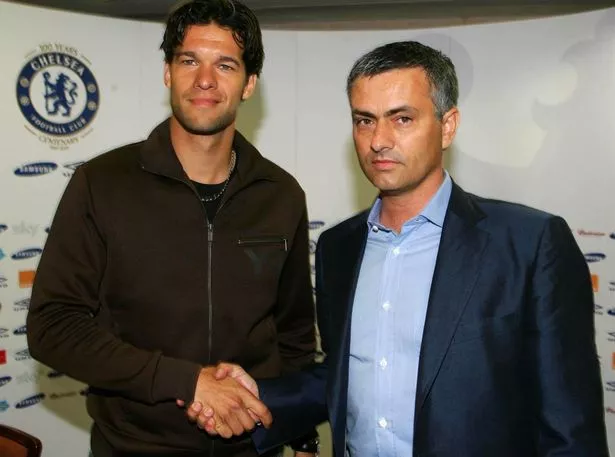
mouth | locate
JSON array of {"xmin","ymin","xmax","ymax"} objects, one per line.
[
  {"xmin": 189, "ymin": 98, "xmax": 221, "ymax": 107},
  {"xmin": 371, "ymin": 159, "xmax": 399, "ymax": 171}
]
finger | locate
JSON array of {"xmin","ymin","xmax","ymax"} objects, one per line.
[
  {"xmin": 242, "ymin": 396, "xmax": 272, "ymax": 429},
  {"xmin": 214, "ymin": 418, "xmax": 234, "ymax": 439},
  {"xmin": 176, "ymin": 399, "xmax": 185, "ymax": 407},
  {"xmin": 221, "ymin": 409, "xmax": 246, "ymax": 436},
  {"xmin": 204, "ymin": 417, "xmax": 217, "ymax": 435},
  {"xmin": 186, "ymin": 401, "xmax": 203, "ymax": 422},
  {"xmin": 214, "ymin": 363, "xmax": 235, "ymax": 380}
]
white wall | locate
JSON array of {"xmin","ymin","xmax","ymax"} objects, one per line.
[{"xmin": 1, "ymin": 2, "xmax": 614, "ymax": 455}]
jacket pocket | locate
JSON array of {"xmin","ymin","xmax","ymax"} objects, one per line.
[{"xmin": 237, "ymin": 236, "xmax": 288, "ymax": 251}]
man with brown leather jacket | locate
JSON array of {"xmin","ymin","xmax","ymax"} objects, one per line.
[{"xmin": 26, "ymin": 1, "xmax": 318, "ymax": 456}]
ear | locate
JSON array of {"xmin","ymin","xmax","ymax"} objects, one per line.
[
  {"xmin": 164, "ymin": 62, "xmax": 171, "ymax": 89},
  {"xmin": 241, "ymin": 74, "xmax": 258, "ymax": 101},
  {"xmin": 441, "ymin": 107, "xmax": 460, "ymax": 150}
]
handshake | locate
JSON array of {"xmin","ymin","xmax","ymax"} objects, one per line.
[{"xmin": 177, "ymin": 362, "xmax": 271, "ymax": 439}]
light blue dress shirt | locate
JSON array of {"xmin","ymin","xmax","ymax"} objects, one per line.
[{"xmin": 346, "ymin": 172, "xmax": 452, "ymax": 457}]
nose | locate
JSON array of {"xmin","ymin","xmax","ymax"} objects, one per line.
[
  {"xmin": 370, "ymin": 120, "xmax": 394, "ymax": 153},
  {"xmin": 194, "ymin": 63, "xmax": 216, "ymax": 90}
]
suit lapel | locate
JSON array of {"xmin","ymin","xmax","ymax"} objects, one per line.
[
  {"xmin": 415, "ymin": 185, "xmax": 490, "ymax": 415},
  {"xmin": 329, "ymin": 214, "xmax": 368, "ymax": 457}
]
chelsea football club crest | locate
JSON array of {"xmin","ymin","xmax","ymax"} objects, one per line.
[{"xmin": 16, "ymin": 43, "xmax": 100, "ymax": 150}]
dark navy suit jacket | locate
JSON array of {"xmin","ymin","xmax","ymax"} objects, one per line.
[{"xmin": 253, "ymin": 183, "xmax": 607, "ymax": 457}]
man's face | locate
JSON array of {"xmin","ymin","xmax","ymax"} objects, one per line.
[
  {"xmin": 350, "ymin": 67, "xmax": 458, "ymax": 196},
  {"xmin": 164, "ymin": 23, "xmax": 256, "ymax": 135}
]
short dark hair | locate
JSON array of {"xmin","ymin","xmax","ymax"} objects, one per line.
[
  {"xmin": 160, "ymin": 0, "xmax": 264, "ymax": 77},
  {"xmin": 347, "ymin": 41, "xmax": 458, "ymax": 119}
]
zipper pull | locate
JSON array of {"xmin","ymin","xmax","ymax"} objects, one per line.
[{"xmin": 208, "ymin": 223, "xmax": 214, "ymax": 242}]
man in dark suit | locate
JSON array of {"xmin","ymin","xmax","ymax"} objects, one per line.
[{"xmin": 190, "ymin": 40, "xmax": 608, "ymax": 457}]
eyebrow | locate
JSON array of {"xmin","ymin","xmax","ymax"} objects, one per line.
[
  {"xmin": 173, "ymin": 51, "xmax": 241, "ymax": 67},
  {"xmin": 352, "ymin": 105, "xmax": 418, "ymax": 118},
  {"xmin": 174, "ymin": 51, "xmax": 197, "ymax": 59}
]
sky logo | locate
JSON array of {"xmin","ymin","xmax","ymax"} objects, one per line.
[
  {"xmin": 308, "ymin": 221, "xmax": 326, "ymax": 230},
  {"xmin": 11, "ymin": 248, "xmax": 43, "ymax": 260},
  {"xmin": 584, "ymin": 252, "xmax": 606, "ymax": 263},
  {"xmin": 0, "ymin": 328, "xmax": 9, "ymax": 338},
  {"xmin": 606, "ymin": 381, "xmax": 615, "ymax": 391},
  {"xmin": 13, "ymin": 325, "xmax": 27, "ymax": 336},
  {"xmin": 0, "ymin": 376, "xmax": 11, "ymax": 388},
  {"xmin": 15, "ymin": 393, "xmax": 45, "ymax": 409},
  {"xmin": 14, "ymin": 162, "xmax": 58, "ymax": 177},
  {"xmin": 0, "ymin": 275, "xmax": 7, "ymax": 288}
]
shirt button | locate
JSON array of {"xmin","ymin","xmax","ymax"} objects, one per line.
[
  {"xmin": 392, "ymin": 247, "xmax": 400, "ymax": 256},
  {"xmin": 379, "ymin": 358, "xmax": 388, "ymax": 369},
  {"xmin": 372, "ymin": 226, "xmax": 379, "ymax": 233},
  {"xmin": 382, "ymin": 302, "xmax": 391, "ymax": 311},
  {"xmin": 378, "ymin": 417, "xmax": 388, "ymax": 429}
]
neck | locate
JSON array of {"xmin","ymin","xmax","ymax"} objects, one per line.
[
  {"xmin": 170, "ymin": 117, "xmax": 235, "ymax": 184},
  {"xmin": 379, "ymin": 168, "xmax": 445, "ymax": 233}
]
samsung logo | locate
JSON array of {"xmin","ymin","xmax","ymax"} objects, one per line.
[
  {"xmin": 11, "ymin": 248, "xmax": 43, "ymax": 260},
  {"xmin": 584, "ymin": 252, "xmax": 606, "ymax": 263},
  {"xmin": 13, "ymin": 298, "xmax": 29, "ymax": 311},
  {"xmin": 13, "ymin": 349, "xmax": 31, "ymax": 361},
  {"xmin": 608, "ymin": 308, "xmax": 615, "ymax": 317},
  {"xmin": 13, "ymin": 325, "xmax": 27, "ymax": 336},
  {"xmin": 611, "ymin": 233, "xmax": 615, "ymax": 240},
  {"xmin": 308, "ymin": 221, "xmax": 325, "ymax": 230},
  {"xmin": 0, "ymin": 376, "xmax": 12, "ymax": 388},
  {"xmin": 47, "ymin": 370, "xmax": 64, "ymax": 379},
  {"xmin": 15, "ymin": 393, "xmax": 45, "ymax": 409},
  {"xmin": 14, "ymin": 162, "xmax": 58, "ymax": 177}
]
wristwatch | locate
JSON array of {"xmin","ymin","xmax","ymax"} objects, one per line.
[{"xmin": 290, "ymin": 434, "xmax": 320, "ymax": 454}]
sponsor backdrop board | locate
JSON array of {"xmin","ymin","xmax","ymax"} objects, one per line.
[{"xmin": 0, "ymin": 1, "xmax": 614, "ymax": 455}]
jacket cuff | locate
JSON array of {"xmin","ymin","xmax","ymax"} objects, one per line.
[{"xmin": 151, "ymin": 355, "xmax": 201, "ymax": 403}]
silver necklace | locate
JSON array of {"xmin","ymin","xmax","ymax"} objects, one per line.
[{"xmin": 200, "ymin": 150, "xmax": 236, "ymax": 202}]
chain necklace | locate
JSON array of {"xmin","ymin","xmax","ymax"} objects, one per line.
[{"xmin": 200, "ymin": 150, "xmax": 236, "ymax": 202}]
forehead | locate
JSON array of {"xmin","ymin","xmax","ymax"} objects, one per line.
[
  {"xmin": 177, "ymin": 23, "xmax": 242, "ymax": 56},
  {"xmin": 349, "ymin": 67, "xmax": 433, "ymax": 109}
]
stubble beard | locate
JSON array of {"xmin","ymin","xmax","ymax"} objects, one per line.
[{"xmin": 171, "ymin": 98, "xmax": 236, "ymax": 136}]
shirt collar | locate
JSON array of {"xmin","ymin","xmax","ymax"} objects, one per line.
[{"xmin": 367, "ymin": 170, "xmax": 452, "ymax": 231}]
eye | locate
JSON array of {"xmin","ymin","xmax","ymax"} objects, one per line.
[
  {"xmin": 218, "ymin": 63, "xmax": 236, "ymax": 71},
  {"xmin": 180, "ymin": 58, "xmax": 197, "ymax": 66},
  {"xmin": 396, "ymin": 116, "xmax": 412, "ymax": 124},
  {"xmin": 353, "ymin": 118, "xmax": 372, "ymax": 127}
]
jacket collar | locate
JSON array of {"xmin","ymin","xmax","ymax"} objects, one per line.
[{"xmin": 138, "ymin": 118, "xmax": 278, "ymax": 187}]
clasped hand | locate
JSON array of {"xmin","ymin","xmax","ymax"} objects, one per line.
[{"xmin": 177, "ymin": 364, "xmax": 269, "ymax": 438}]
